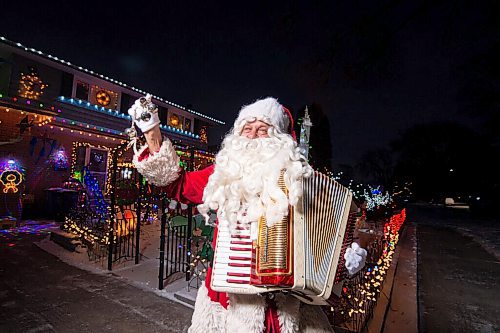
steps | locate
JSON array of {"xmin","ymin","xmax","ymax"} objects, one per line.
[
  {"xmin": 174, "ymin": 291, "xmax": 196, "ymax": 306},
  {"xmin": 0, "ymin": 217, "xmax": 17, "ymax": 229},
  {"xmin": 49, "ymin": 229, "xmax": 81, "ymax": 252}
]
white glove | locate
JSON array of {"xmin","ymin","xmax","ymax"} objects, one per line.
[
  {"xmin": 344, "ymin": 242, "xmax": 367, "ymax": 276},
  {"xmin": 168, "ymin": 200, "xmax": 178, "ymax": 210},
  {"xmin": 127, "ymin": 94, "xmax": 160, "ymax": 134}
]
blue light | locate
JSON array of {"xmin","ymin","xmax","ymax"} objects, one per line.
[{"xmin": 56, "ymin": 96, "xmax": 203, "ymax": 140}]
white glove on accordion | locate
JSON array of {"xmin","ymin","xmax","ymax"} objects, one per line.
[
  {"xmin": 127, "ymin": 93, "xmax": 160, "ymax": 134},
  {"xmin": 344, "ymin": 242, "xmax": 367, "ymax": 276}
]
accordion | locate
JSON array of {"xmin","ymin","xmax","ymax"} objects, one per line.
[{"xmin": 210, "ymin": 171, "xmax": 357, "ymax": 305}]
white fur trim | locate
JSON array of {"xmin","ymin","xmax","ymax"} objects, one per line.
[
  {"xmin": 188, "ymin": 284, "xmax": 227, "ymax": 333},
  {"xmin": 275, "ymin": 294, "xmax": 301, "ymax": 333},
  {"xmin": 226, "ymin": 293, "xmax": 266, "ymax": 333},
  {"xmin": 132, "ymin": 138, "xmax": 181, "ymax": 187},
  {"xmin": 298, "ymin": 304, "xmax": 335, "ymax": 332},
  {"xmin": 188, "ymin": 289, "xmax": 333, "ymax": 332},
  {"xmin": 275, "ymin": 294, "xmax": 335, "ymax": 332}
]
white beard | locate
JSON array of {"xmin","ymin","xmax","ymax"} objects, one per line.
[{"xmin": 197, "ymin": 131, "xmax": 312, "ymax": 232}]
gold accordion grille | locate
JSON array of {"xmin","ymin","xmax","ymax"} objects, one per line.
[{"xmin": 255, "ymin": 172, "xmax": 293, "ymax": 274}]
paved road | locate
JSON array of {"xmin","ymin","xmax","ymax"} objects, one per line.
[
  {"xmin": 410, "ymin": 205, "xmax": 500, "ymax": 333},
  {"xmin": 0, "ymin": 226, "xmax": 193, "ymax": 332}
]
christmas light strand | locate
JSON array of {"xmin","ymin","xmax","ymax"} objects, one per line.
[{"xmin": 1, "ymin": 36, "xmax": 225, "ymax": 124}]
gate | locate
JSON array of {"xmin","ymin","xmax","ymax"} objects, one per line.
[
  {"xmin": 157, "ymin": 199, "xmax": 215, "ymax": 290},
  {"xmin": 158, "ymin": 200, "xmax": 191, "ymax": 288}
]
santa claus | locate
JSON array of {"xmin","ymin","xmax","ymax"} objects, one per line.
[{"xmin": 128, "ymin": 95, "xmax": 366, "ymax": 333}]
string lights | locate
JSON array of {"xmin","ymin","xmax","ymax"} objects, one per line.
[
  {"xmin": 1, "ymin": 36, "xmax": 225, "ymax": 125},
  {"xmin": 1, "ymin": 105, "xmax": 54, "ymax": 128},
  {"xmin": 333, "ymin": 209, "xmax": 406, "ymax": 328},
  {"xmin": 2, "ymin": 93, "xmax": 213, "ymax": 148},
  {"xmin": 54, "ymin": 115, "xmax": 124, "ymax": 136},
  {"xmin": 321, "ymin": 168, "xmax": 367, "ymax": 200},
  {"xmin": 63, "ymin": 216, "xmax": 109, "ymax": 245},
  {"xmin": 82, "ymin": 166, "xmax": 109, "ymax": 216},
  {"xmin": 57, "ymin": 96, "xmax": 202, "ymax": 139},
  {"xmin": 363, "ymin": 185, "xmax": 392, "ymax": 211}
]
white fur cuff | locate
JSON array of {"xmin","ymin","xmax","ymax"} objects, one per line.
[{"xmin": 132, "ymin": 138, "xmax": 181, "ymax": 187}]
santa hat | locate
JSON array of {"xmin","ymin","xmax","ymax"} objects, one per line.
[{"xmin": 232, "ymin": 97, "xmax": 296, "ymax": 140}]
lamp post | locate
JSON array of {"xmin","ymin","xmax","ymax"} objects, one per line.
[{"xmin": 299, "ymin": 106, "xmax": 313, "ymax": 161}]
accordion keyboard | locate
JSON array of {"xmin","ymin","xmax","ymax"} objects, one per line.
[{"xmin": 211, "ymin": 224, "xmax": 254, "ymax": 289}]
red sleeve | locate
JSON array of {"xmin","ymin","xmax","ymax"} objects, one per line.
[
  {"xmin": 161, "ymin": 164, "xmax": 215, "ymax": 205},
  {"xmin": 137, "ymin": 147, "xmax": 153, "ymax": 161}
]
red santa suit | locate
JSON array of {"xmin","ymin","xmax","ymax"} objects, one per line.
[
  {"xmin": 135, "ymin": 146, "xmax": 334, "ymax": 332},
  {"xmin": 130, "ymin": 97, "xmax": 358, "ymax": 332}
]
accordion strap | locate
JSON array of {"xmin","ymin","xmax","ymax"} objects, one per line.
[{"xmin": 264, "ymin": 294, "xmax": 281, "ymax": 333}]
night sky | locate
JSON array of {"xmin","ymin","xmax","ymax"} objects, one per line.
[{"xmin": 1, "ymin": 1, "xmax": 498, "ymax": 167}]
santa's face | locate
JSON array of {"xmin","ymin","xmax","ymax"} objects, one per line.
[{"xmin": 240, "ymin": 120, "xmax": 271, "ymax": 139}]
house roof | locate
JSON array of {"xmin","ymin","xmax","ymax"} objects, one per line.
[{"xmin": 0, "ymin": 36, "xmax": 225, "ymax": 126}]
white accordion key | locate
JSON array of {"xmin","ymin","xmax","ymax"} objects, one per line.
[{"xmin": 212, "ymin": 225, "xmax": 253, "ymax": 288}]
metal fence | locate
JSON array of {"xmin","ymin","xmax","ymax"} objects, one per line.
[
  {"xmin": 64, "ymin": 144, "xmax": 146, "ymax": 269},
  {"xmin": 328, "ymin": 209, "xmax": 406, "ymax": 333},
  {"xmin": 157, "ymin": 199, "xmax": 214, "ymax": 290}
]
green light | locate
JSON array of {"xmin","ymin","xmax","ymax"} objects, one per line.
[{"xmin": 73, "ymin": 171, "xmax": 82, "ymax": 182}]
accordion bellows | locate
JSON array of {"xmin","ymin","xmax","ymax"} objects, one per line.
[{"xmin": 211, "ymin": 171, "xmax": 356, "ymax": 305}]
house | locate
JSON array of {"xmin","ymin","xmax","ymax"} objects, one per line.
[{"xmin": 0, "ymin": 36, "xmax": 224, "ymax": 222}]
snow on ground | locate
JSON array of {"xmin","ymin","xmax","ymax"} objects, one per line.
[{"xmin": 29, "ymin": 219, "xmax": 197, "ymax": 309}]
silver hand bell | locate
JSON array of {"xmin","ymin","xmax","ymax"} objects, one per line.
[
  {"xmin": 140, "ymin": 111, "xmax": 152, "ymax": 122},
  {"xmin": 147, "ymin": 103, "xmax": 157, "ymax": 112},
  {"xmin": 125, "ymin": 126, "xmax": 137, "ymax": 138}
]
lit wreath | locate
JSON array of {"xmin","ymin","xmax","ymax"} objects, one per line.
[
  {"xmin": 169, "ymin": 114, "xmax": 180, "ymax": 127},
  {"xmin": 96, "ymin": 90, "xmax": 111, "ymax": 106}
]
